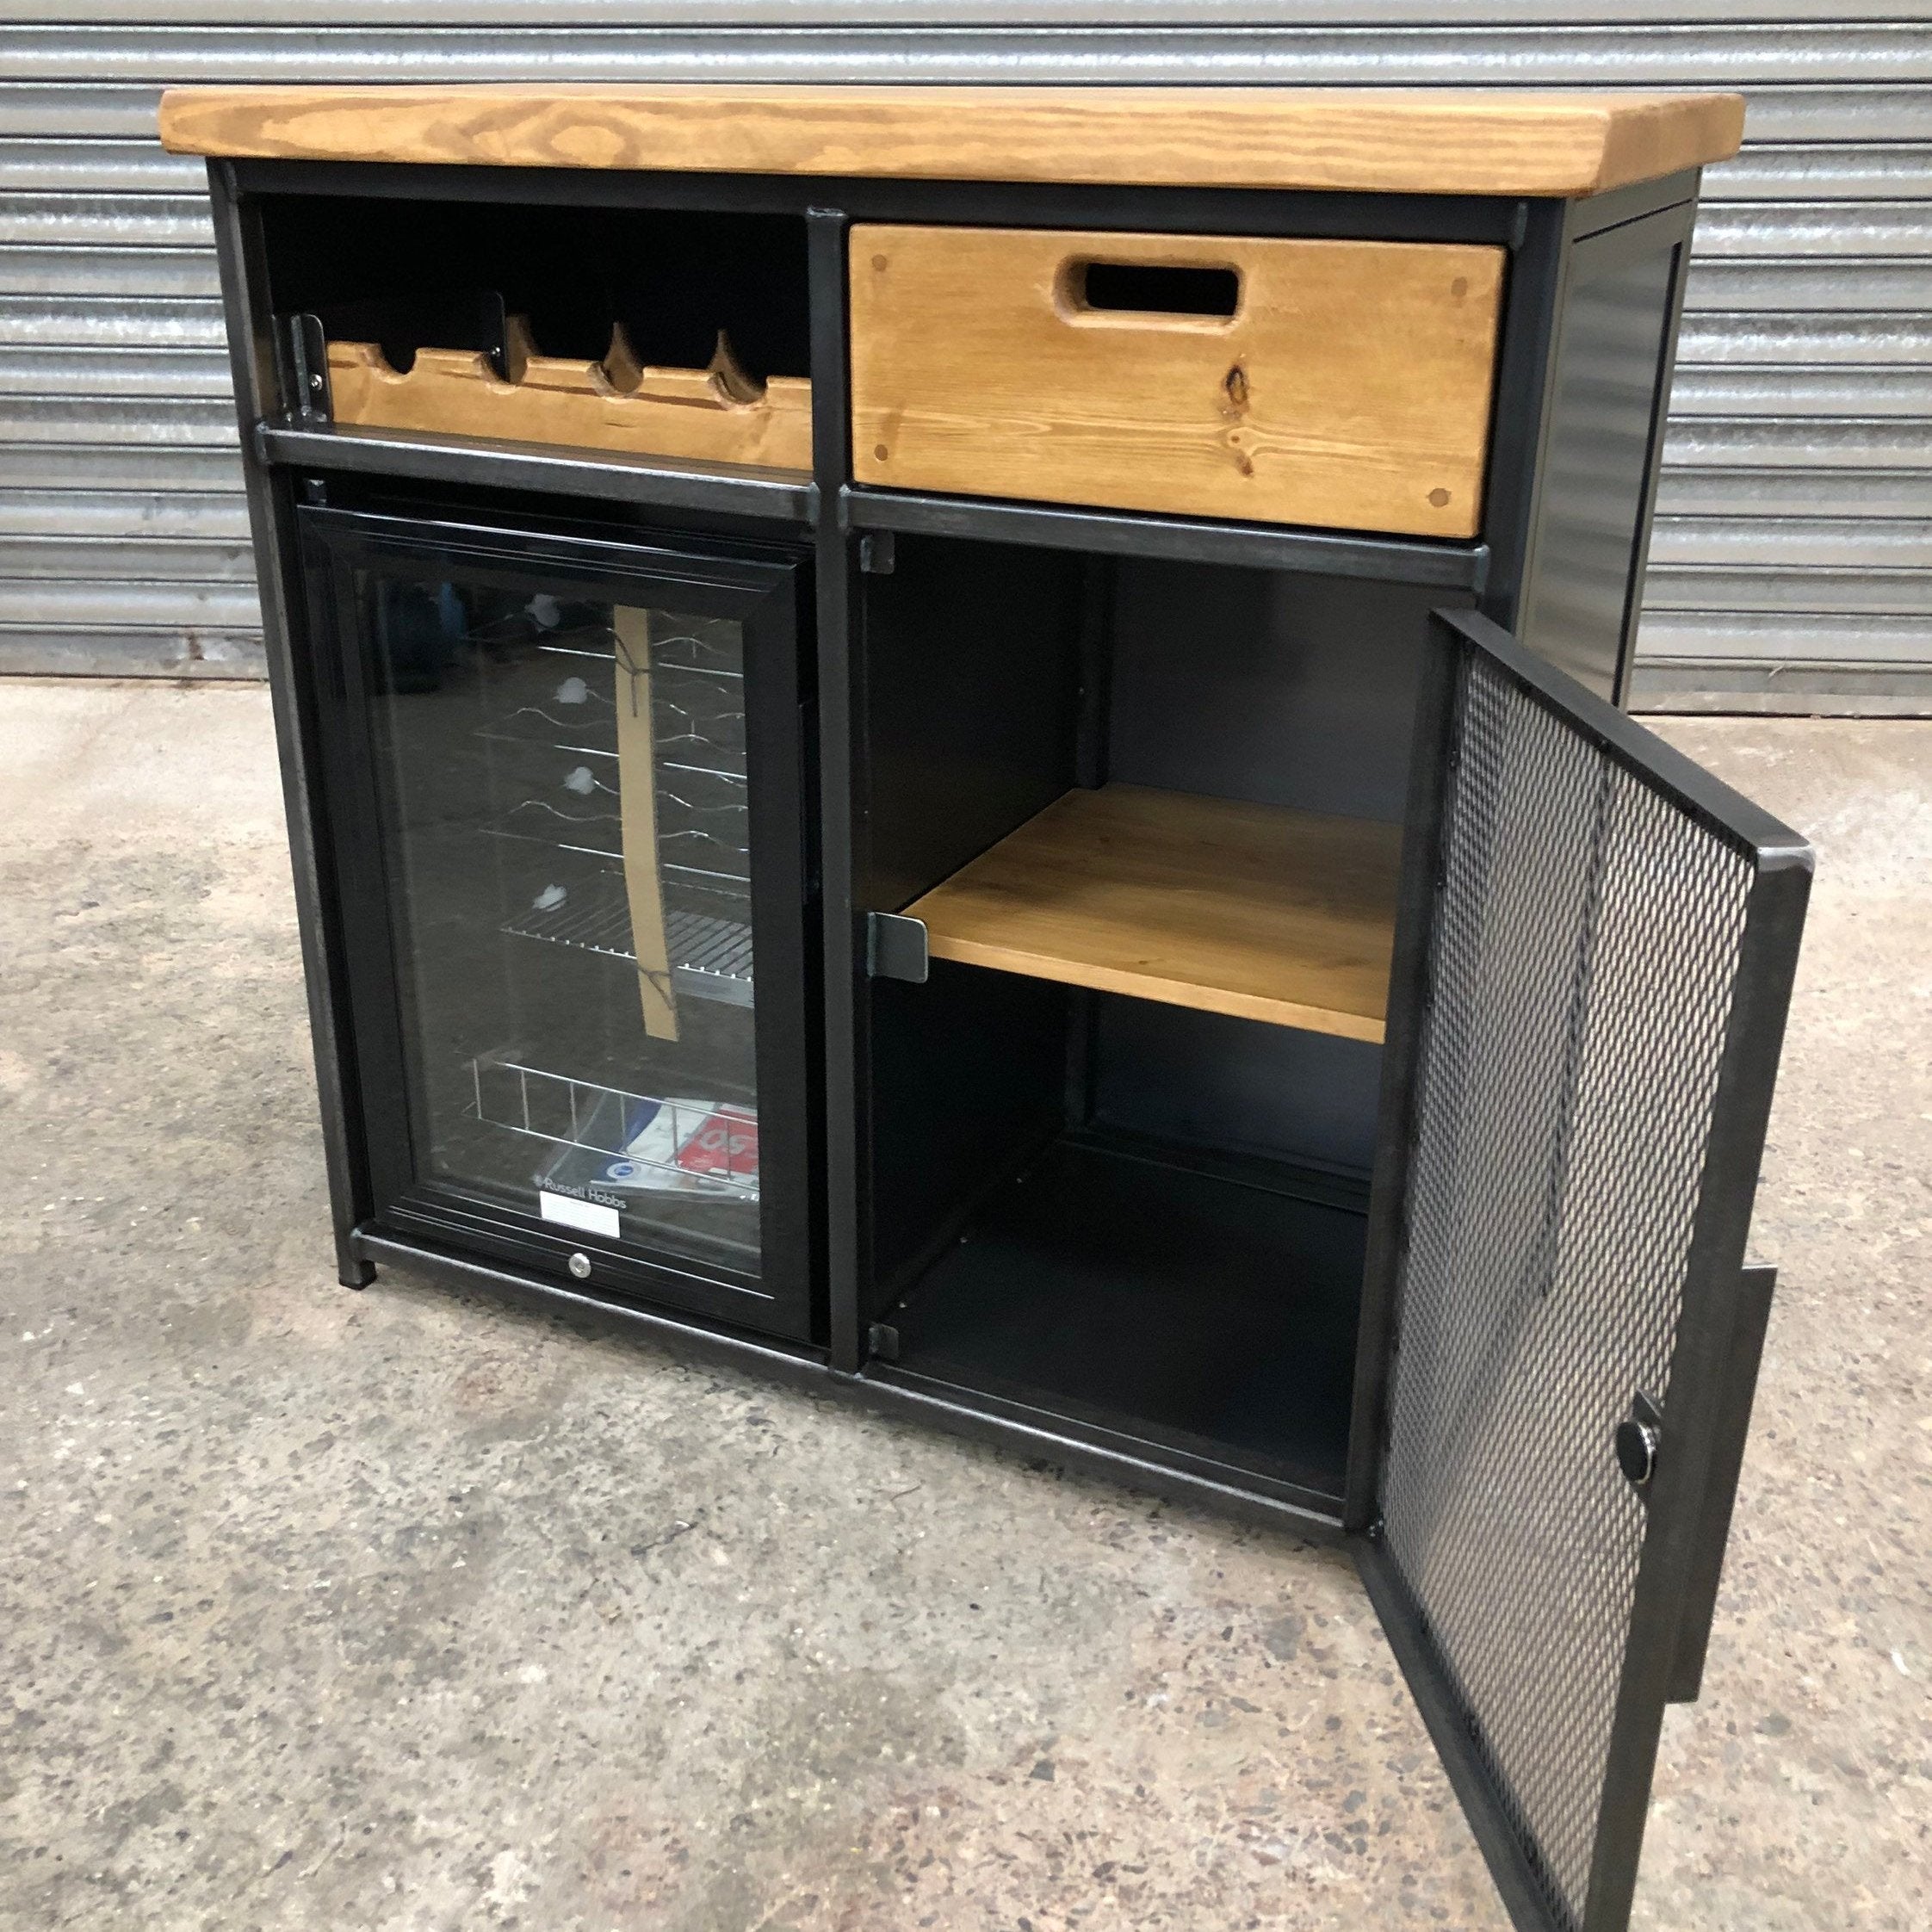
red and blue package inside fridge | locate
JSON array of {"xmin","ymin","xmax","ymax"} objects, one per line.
[{"xmin": 537, "ymin": 1087, "xmax": 759, "ymax": 1209}]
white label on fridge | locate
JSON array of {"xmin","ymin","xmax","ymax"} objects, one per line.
[{"xmin": 539, "ymin": 1190, "xmax": 621, "ymax": 1241}]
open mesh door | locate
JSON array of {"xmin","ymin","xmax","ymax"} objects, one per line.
[{"xmin": 1354, "ymin": 611, "xmax": 1810, "ymax": 1932}]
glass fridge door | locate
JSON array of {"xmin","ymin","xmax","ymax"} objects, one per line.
[{"xmin": 301, "ymin": 504, "xmax": 815, "ymax": 1340}]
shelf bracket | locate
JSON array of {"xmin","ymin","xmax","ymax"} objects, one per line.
[
  {"xmin": 866, "ymin": 912, "xmax": 929, "ymax": 984},
  {"xmin": 282, "ymin": 311, "xmax": 331, "ymax": 424}
]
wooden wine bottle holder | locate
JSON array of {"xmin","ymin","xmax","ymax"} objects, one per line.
[{"xmin": 324, "ymin": 317, "xmax": 813, "ymax": 472}]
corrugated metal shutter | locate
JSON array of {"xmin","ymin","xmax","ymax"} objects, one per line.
[{"xmin": 3, "ymin": 6, "xmax": 1927, "ymax": 710}]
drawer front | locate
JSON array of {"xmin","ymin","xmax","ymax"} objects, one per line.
[{"xmin": 850, "ymin": 225, "xmax": 1506, "ymax": 540}]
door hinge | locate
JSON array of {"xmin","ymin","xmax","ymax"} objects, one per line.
[
  {"xmin": 1615, "ymin": 1390, "xmax": 1664, "ymax": 1498},
  {"xmin": 867, "ymin": 1322, "xmax": 901, "ymax": 1361},
  {"xmin": 858, "ymin": 530, "xmax": 896, "ymax": 575},
  {"xmin": 866, "ymin": 911, "xmax": 928, "ymax": 984}
]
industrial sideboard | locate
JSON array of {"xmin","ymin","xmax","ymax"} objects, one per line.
[{"xmin": 163, "ymin": 84, "xmax": 1808, "ymax": 1932}]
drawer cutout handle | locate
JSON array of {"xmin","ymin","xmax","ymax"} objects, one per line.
[{"xmin": 1059, "ymin": 259, "xmax": 1242, "ymax": 327}]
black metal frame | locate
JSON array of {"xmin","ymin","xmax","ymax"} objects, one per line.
[
  {"xmin": 203, "ymin": 142, "xmax": 1790, "ymax": 1932},
  {"xmin": 232, "ymin": 154, "xmax": 1534, "ymax": 237},
  {"xmin": 209, "ymin": 167, "xmax": 376, "ymax": 1290},
  {"xmin": 1353, "ymin": 609, "xmax": 1811, "ymax": 1932},
  {"xmin": 206, "ymin": 138, "xmax": 1722, "ymax": 1507},
  {"xmin": 262, "ymin": 422, "xmax": 819, "ymax": 523},
  {"xmin": 806, "ymin": 201, "xmax": 865, "ymax": 1375},
  {"xmin": 298, "ymin": 502, "xmax": 820, "ymax": 1341},
  {"xmin": 841, "ymin": 484, "xmax": 1486, "ymax": 588}
]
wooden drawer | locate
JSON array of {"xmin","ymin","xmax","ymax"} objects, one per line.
[{"xmin": 850, "ymin": 225, "xmax": 1506, "ymax": 540}]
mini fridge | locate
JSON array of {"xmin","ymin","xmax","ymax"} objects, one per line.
[{"xmin": 298, "ymin": 491, "xmax": 818, "ymax": 1340}]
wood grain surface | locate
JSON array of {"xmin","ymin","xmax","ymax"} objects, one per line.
[
  {"xmin": 907, "ymin": 783, "xmax": 1402, "ymax": 1042},
  {"xmin": 324, "ymin": 325, "xmax": 812, "ymax": 471},
  {"xmin": 158, "ymin": 85, "xmax": 1743, "ymax": 198},
  {"xmin": 850, "ymin": 225, "xmax": 1502, "ymax": 539}
]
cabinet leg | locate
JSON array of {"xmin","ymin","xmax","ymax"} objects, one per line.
[{"xmin": 337, "ymin": 1237, "xmax": 375, "ymax": 1290}]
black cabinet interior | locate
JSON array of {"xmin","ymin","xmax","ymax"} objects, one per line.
[
  {"xmin": 261, "ymin": 195, "xmax": 812, "ymax": 384},
  {"xmin": 860, "ymin": 535, "xmax": 1471, "ymax": 1502},
  {"xmin": 889, "ymin": 1125, "xmax": 1366, "ymax": 1498}
]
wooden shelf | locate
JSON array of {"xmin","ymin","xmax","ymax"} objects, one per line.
[
  {"xmin": 325, "ymin": 328, "xmax": 812, "ymax": 474},
  {"xmin": 906, "ymin": 784, "xmax": 1402, "ymax": 1043}
]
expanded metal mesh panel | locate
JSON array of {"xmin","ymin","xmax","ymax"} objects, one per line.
[{"xmin": 1380, "ymin": 648, "xmax": 1752, "ymax": 1930}]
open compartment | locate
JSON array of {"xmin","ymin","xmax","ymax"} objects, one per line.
[
  {"xmin": 259, "ymin": 196, "xmax": 813, "ymax": 470},
  {"xmin": 859, "ymin": 535, "xmax": 1463, "ymax": 1505}
]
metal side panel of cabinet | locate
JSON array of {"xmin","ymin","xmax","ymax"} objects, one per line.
[
  {"xmin": 206, "ymin": 159, "xmax": 378, "ymax": 1290},
  {"xmin": 1514, "ymin": 194, "xmax": 1699, "ymax": 709}
]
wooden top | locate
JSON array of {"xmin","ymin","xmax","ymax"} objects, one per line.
[
  {"xmin": 158, "ymin": 85, "xmax": 1743, "ymax": 199},
  {"xmin": 907, "ymin": 783, "xmax": 1402, "ymax": 1043}
]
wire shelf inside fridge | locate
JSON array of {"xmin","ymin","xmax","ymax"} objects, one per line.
[
  {"xmin": 500, "ymin": 870, "xmax": 754, "ymax": 1006},
  {"xmin": 480, "ymin": 784, "xmax": 751, "ymax": 886}
]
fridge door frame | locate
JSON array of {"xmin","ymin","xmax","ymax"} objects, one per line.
[
  {"xmin": 1350, "ymin": 607, "xmax": 1810, "ymax": 1932},
  {"xmin": 298, "ymin": 500, "xmax": 820, "ymax": 1343}
]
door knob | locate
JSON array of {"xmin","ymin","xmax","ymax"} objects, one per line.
[{"xmin": 1615, "ymin": 1390, "xmax": 1664, "ymax": 1494}]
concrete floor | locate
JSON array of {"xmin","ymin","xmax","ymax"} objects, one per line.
[{"xmin": 0, "ymin": 680, "xmax": 1925, "ymax": 1932}]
